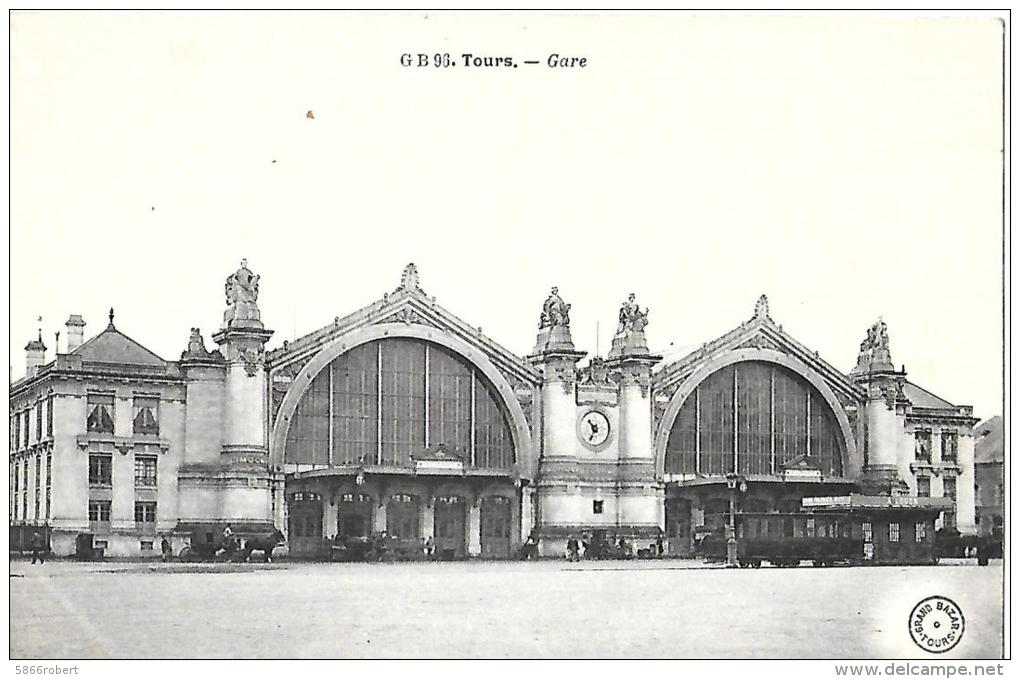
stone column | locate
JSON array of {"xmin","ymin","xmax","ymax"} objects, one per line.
[
  {"xmin": 373, "ymin": 501, "xmax": 388, "ymax": 533},
  {"xmin": 529, "ymin": 291, "xmax": 586, "ymax": 550},
  {"xmin": 956, "ymin": 432, "xmax": 977, "ymax": 534},
  {"xmin": 858, "ymin": 376, "xmax": 909, "ymax": 496},
  {"xmin": 322, "ymin": 500, "xmax": 338, "ymax": 539},
  {"xmin": 520, "ymin": 485, "xmax": 535, "ymax": 541},
  {"xmin": 607, "ymin": 311, "xmax": 662, "ymax": 539},
  {"xmin": 467, "ymin": 503, "xmax": 482, "ymax": 556},
  {"xmin": 420, "ymin": 502, "xmax": 435, "ymax": 541},
  {"xmin": 211, "ymin": 261, "xmax": 275, "ymax": 526}
]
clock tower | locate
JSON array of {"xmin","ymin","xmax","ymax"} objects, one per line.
[{"xmin": 530, "ymin": 289, "xmax": 662, "ymax": 555}]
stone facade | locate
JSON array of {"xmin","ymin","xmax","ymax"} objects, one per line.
[{"xmin": 9, "ymin": 263, "xmax": 982, "ymax": 558}]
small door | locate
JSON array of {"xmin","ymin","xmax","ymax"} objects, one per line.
[
  {"xmin": 666, "ymin": 498, "xmax": 692, "ymax": 556},
  {"xmin": 387, "ymin": 494, "xmax": 420, "ymax": 540},
  {"xmin": 480, "ymin": 496, "xmax": 513, "ymax": 558},
  {"xmin": 434, "ymin": 496, "xmax": 466, "ymax": 558},
  {"xmin": 288, "ymin": 499, "xmax": 323, "ymax": 557},
  {"xmin": 338, "ymin": 492, "xmax": 374, "ymax": 538}
]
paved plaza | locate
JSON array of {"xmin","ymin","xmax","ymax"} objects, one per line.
[{"xmin": 9, "ymin": 559, "xmax": 1004, "ymax": 659}]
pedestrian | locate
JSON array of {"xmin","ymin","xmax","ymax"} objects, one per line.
[
  {"xmin": 567, "ymin": 536, "xmax": 579, "ymax": 561},
  {"xmin": 425, "ymin": 536, "xmax": 435, "ymax": 558},
  {"xmin": 421, "ymin": 537, "xmax": 428, "ymax": 560},
  {"xmin": 29, "ymin": 531, "xmax": 46, "ymax": 565},
  {"xmin": 656, "ymin": 534, "xmax": 664, "ymax": 557},
  {"xmin": 161, "ymin": 535, "xmax": 172, "ymax": 562}
]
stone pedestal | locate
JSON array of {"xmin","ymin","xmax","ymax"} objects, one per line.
[
  {"xmin": 606, "ymin": 335, "xmax": 662, "ymax": 535},
  {"xmin": 210, "ymin": 321, "xmax": 275, "ymax": 525}
]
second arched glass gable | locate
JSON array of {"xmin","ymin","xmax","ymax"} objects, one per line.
[{"xmin": 664, "ymin": 360, "xmax": 844, "ymax": 477}]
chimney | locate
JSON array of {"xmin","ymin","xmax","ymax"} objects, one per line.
[
  {"xmin": 66, "ymin": 314, "xmax": 86, "ymax": 352},
  {"xmin": 25, "ymin": 332, "xmax": 47, "ymax": 377}
]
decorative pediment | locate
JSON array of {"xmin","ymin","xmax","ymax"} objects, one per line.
[
  {"xmin": 376, "ymin": 305, "xmax": 438, "ymax": 328},
  {"xmin": 265, "ymin": 263, "xmax": 542, "ymax": 390},
  {"xmin": 411, "ymin": 444, "xmax": 463, "ymax": 463},
  {"xmin": 411, "ymin": 444, "xmax": 465, "ymax": 474},
  {"xmin": 653, "ymin": 295, "xmax": 864, "ymax": 407},
  {"xmin": 781, "ymin": 454, "xmax": 823, "ymax": 480}
]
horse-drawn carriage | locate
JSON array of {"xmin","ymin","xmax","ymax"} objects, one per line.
[
  {"xmin": 176, "ymin": 522, "xmax": 285, "ymax": 563},
  {"xmin": 328, "ymin": 533, "xmax": 421, "ymax": 562}
]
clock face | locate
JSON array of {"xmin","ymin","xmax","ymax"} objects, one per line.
[{"xmin": 579, "ymin": 411, "xmax": 611, "ymax": 449}]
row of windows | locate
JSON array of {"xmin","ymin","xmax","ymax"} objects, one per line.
[
  {"xmin": 88, "ymin": 454, "xmax": 158, "ymax": 487},
  {"xmin": 914, "ymin": 430, "xmax": 959, "ymax": 463},
  {"xmin": 87, "ymin": 500, "xmax": 157, "ymax": 526},
  {"xmin": 87, "ymin": 394, "xmax": 160, "ymax": 435},
  {"xmin": 10, "ymin": 451, "xmax": 52, "ymax": 523},
  {"xmin": 10, "ymin": 397, "xmax": 53, "ymax": 451},
  {"xmin": 915, "ymin": 476, "xmax": 956, "ymax": 500}
]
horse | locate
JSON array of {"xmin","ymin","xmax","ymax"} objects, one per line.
[{"xmin": 242, "ymin": 529, "xmax": 286, "ymax": 563}]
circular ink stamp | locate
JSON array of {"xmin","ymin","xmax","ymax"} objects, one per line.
[{"xmin": 909, "ymin": 596, "xmax": 965, "ymax": 653}]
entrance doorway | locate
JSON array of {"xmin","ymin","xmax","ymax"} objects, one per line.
[
  {"xmin": 665, "ymin": 498, "xmax": 692, "ymax": 556},
  {"xmin": 338, "ymin": 492, "xmax": 373, "ymax": 538},
  {"xmin": 434, "ymin": 496, "xmax": 466, "ymax": 559},
  {"xmin": 480, "ymin": 496, "xmax": 513, "ymax": 558},
  {"xmin": 288, "ymin": 492, "xmax": 323, "ymax": 557},
  {"xmin": 387, "ymin": 493, "xmax": 420, "ymax": 540}
]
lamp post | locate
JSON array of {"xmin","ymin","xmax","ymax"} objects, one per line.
[{"xmin": 725, "ymin": 473, "xmax": 748, "ymax": 568}]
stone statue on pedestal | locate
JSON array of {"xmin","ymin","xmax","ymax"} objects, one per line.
[
  {"xmin": 223, "ymin": 259, "xmax": 262, "ymax": 328},
  {"xmin": 615, "ymin": 293, "xmax": 649, "ymax": 337},
  {"xmin": 608, "ymin": 293, "xmax": 650, "ymax": 358},
  {"xmin": 539, "ymin": 287, "xmax": 571, "ymax": 329},
  {"xmin": 854, "ymin": 318, "xmax": 894, "ymax": 372}
]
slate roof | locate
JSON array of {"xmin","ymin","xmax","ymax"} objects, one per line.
[
  {"xmin": 71, "ymin": 324, "xmax": 167, "ymax": 366},
  {"xmin": 974, "ymin": 416, "xmax": 1003, "ymax": 464},
  {"xmin": 901, "ymin": 381, "xmax": 956, "ymax": 409}
]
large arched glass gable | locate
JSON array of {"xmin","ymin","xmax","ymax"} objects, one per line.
[
  {"xmin": 284, "ymin": 338, "xmax": 515, "ymax": 471},
  {"xmin": 664, "ymin": 361, "xmax": 844, "ymax": 477}
]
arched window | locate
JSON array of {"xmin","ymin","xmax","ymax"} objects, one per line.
[
  {"xmin": 285, "ymin": 339, "xmax": 515, "ymax": 471},
  {"xmin": 664, "ymin": 361, "xmax": 843, "ymax": 477}
]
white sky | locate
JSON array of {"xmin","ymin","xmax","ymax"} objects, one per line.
[{"xmin": 10, "ymin": 12, "xmax": 1004, "ymax": 419}]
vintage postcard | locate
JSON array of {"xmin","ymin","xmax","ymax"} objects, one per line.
[{"xmin": 7, "ymin": 10, "xmax": 1008, "ymax": 669}]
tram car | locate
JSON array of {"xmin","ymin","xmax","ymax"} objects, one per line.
[{"xmin": 695, "ymin": 494, "xmax": 951, "ymax": 567}]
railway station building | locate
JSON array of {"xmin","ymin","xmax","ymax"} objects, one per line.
[{"xmin": 9, "ymin": 261, "xmax": 981, "ymax": 558}]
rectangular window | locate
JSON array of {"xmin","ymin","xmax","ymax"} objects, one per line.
[
  {"xmin": 915, "ymin": 522, "xmax": 926, "ymax": 542},
  {"xmin": 133, "ymin": 397, "xmax": 160, "ymax": 435},
  {"xmin": 941, "ymin": 431, "xmax": 958, "ymax": 462},
  {"xmin": 14, "ymin": 414, "xmax": 21, "ymax": 450},
  {"xmin": 134, "ymin": 456, "xmax": 157, "ymax": 487},
  {"xmin": 33, "ymin": 453, "xmax": 41, "ymax": 518},
  {"xmin": 23, "ymin": 411, "xmax": 30, "ymax": 447},
  {"xmin": 10, "ymin": 415, "xmax": 15, "ymax": 452},
  {"xmin": 88, "ymin": 499, "xmax": 112, "ymax": 523},
  {"xmin": 88, "ymin": 454, "xmax": 113, "ymax": 486},
  {"xmin": 889, "ymin": 523, "xmax": 900, "ymax": 543},
  {"xmin": 862, "ymin": 522, "xmax": 873, "ymax": 542},
  {"xmin": 943, "ymin": 477, "xmax": 957, "ymax": 501},
  {"xmin": 46, "ymin": 396, "xmax": 53, "ymax": 437},
  {"xmin": 917, "ymin": 476, "xmax": 931, "ymax": 497},
  {"xmin": 914, "ymin": 430, "xmax": 931, "ymax": 462},
  {"xmin": 86, "ymin": 394, "xmax": 115, "ymax": 434},
  {"xmin": 134, "ymin": 501, "xmax": 157, "ymax": 525},
  {"xmin": 35, "ymin": 402, "xmax": 43, "ymax": 441},
  {"xmin": 592, "ymin": 500, "xmax": 604, "ymax": 515},
  {"xmin": 12, "ymin": 461, "xmax": 19, "ymax": 521},
  {"xmin": 140, "ymin": 540, "xmax": 154, "ymax": 552}
]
